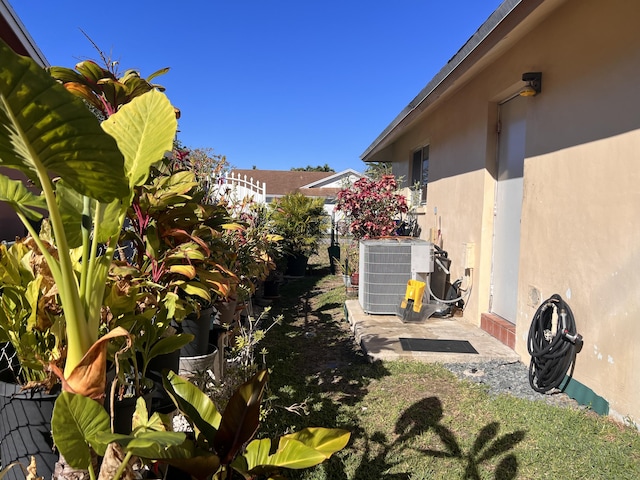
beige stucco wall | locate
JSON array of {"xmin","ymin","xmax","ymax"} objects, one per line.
[{"xmin": 382, "ymin": 0, "xmax": 640, "ymax": 421}]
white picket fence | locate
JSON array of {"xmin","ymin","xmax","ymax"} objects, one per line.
[{"xmin": 215, "ymin": 172, "xmax": 266, "ymax": 205}]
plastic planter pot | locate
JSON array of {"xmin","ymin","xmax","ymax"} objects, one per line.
[
  {"xmin": 286, "ymin": 253, "xmax": 309, "ymax": 277},
  {"xmin": 179, "ymin": 344, "xmax": 219, "ymax": 381},
  {"xmin": 0, "ymin": 381, "xmax": 59, "ymax": 480},
  {"xmin": 180, "ymin": 307, "xmax": 213, "ymax": 357}
]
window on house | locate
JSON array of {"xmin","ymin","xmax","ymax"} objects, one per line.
[{"xmin": 411, "ymin": 145, "xmax": 429, "ymax": 204}]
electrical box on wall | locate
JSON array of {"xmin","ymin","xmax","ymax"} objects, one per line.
[
  {"xmin": 463, "ymin": 242, "xmax": 475, "ymax": 269},
  {"xmin": 411, "ymin": 242, "xmax": 433, "ymax": 275}
]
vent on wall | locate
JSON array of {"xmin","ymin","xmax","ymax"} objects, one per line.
[{"xmin": 358, "ymin": 238, "xmax": 430, "ymax": 314}]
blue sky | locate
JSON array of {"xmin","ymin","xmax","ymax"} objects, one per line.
[{"xmin": 12, "ymin": 1, "xmax": 503, "ymax": 173}]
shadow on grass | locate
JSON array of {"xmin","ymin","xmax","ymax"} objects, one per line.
[
  {"xmin": 315, "ymin": 397, "xmax": 525, "ymax": 480},
  {"xmin": 396, "ymin": 397, "xmax": 525, "ymax": 480},
  {"xmin": 261, "ymin": 271, "xmax": 525, "ymax": 480}
]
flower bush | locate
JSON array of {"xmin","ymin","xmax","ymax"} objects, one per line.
[{"xmin": 335, "ymin": 174, "xmax": 408, "ymax": 240}]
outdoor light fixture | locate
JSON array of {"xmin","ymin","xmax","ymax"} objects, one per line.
[{"xmin": 519, "ymin": 72, "xmax": 542, "ymax": 97}]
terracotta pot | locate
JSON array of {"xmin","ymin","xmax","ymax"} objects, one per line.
[{"xmin": 350, "ymin": 272, "xmax": 360, "ymax": 286}]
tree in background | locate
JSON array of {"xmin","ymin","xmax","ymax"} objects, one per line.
[{"xmin": 291, "ymin": 164, "xmax": 334, "ymax": 172}]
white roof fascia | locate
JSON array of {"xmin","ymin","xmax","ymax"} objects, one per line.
[
  {"xmin": 302, "ymin": 168, "xmax": 364, "ymax": 188},
  {"xmin": 1, "ymin": 0, "xmax": 48, "ymax": 67}
]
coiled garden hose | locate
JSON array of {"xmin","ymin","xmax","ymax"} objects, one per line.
[{"xmin": 528, "ymin": 294, "xmax": 583, "ymax": 394}]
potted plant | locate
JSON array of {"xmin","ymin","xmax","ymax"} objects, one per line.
[
  {"xmin": 117, "ymin": 159, "xmax": 237, "ymax": 357},
  {"xmin": 49, "ymin": 369, "xmax": 350, "ymax": 479},
  {"xmin": 0, "ymin": 237, "xmax": 70, "ymax": 477},
  {"xmin": 269, "ymin": 192, "xmax": 328, "ymax": 277},
  {"xmin": 0, "ymin": 39, "xmax": 177, "ymax": 476}
]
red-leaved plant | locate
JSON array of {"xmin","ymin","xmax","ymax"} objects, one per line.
[{"xmin": 335, "ymin": 175, "xmax": 408, "ymax": 240}]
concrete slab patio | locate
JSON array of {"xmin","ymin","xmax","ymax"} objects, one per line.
[{"xmin": 345, "ymin": 299, "xmax": 520, "ymax": 364}]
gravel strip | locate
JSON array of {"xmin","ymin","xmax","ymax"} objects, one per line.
[{"xmin": 442, "ymin": 359, "xmax": 583, "ymax": 410}]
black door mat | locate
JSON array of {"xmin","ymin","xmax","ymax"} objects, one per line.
[{"xmin": 399, "ymin": 337, "xmax": 479, "ymax": 354}]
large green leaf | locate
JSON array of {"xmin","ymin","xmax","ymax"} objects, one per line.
[
  {"xmin": 281, "ymin": 427, "xmax": 351, "ymax": 458},
  {"xmin": 0, "ymin": 40, "xmax": 128, "ymax": 203},
  {"xmin": 239, "ymin": 428, "xmax": 351, "ymax": 473},
  {"xmin": 241, "ymin": 438, "xmax": 326, "ymax": 472},
  {"xmin": 0, "ymin": 174, "xmax": 45, "ymax": 221},
  {"xmin": 102, "ymin": 89, "xmax": 177, "ymax": 193},
  {"xmin": 56, "ymin": 180, "xmax": 123, "ymax": 247},
  {"xmin": 95, "ymin": 430, "xmax": 189, "ymax": 460},
  {"xmin": 149, "ymin": 333, "xmax": 194, "ymax": 359},
  {"xmin": 51, "ymin": 392, "xmax": 111, "ymax": 470},
  {"xmin": 147, "ymin": 333, "xmax": 194, "ymax": 362},
  {"xmin": 214, "ymin": 369, "xmax": 267, "ymax": 464},
  {"xmin": 163, "ymin": 371, "xmax": 222, "ymax": 442},
  {"xmin": 75, "ymin": 60, "xmax": 111, "ymax": 84}
]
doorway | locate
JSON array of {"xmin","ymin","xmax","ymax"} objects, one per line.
[{"xmin": 491, "ymin": 95, "xmax": 527, "ymax": 322}]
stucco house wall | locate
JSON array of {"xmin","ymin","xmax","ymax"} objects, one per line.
[{"xmin": 362, "ymin": 0, "xmax": 640, "ymax": 423}]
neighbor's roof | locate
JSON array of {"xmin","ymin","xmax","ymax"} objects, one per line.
[
  {"xmin": 360, "ymin": 0, "xmax": 565, "ymax": 162},
  {"xmin": 230, "ymin": 169, "xmax": 336, "ymax": 197},
  {"xmin": 0, "ymin": 0, "xmax": 48, "ymax": 66}
]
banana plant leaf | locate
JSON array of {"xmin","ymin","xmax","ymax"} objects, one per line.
[
  {"xmin": 214, "ymin": 369, "xmax": 267, "ymax": 464},
  {"xmin": 163, "ymin": 370, "xmax": 222, "ymax": 442}
]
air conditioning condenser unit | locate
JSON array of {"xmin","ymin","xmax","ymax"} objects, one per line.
[{"xmin": 358, "ymin": 238, "xmax": 431, "ymax": 314}]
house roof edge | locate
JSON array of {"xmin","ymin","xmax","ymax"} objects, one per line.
[
  {"xmin": 360, "ymin": 0, "xmax": 525, "ymax": 161},
  {"xmin": 1, "ymin": 0, "xmax": 48, "ymax": 67}
]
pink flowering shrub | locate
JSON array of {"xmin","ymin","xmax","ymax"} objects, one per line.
[{"xmin": 335, "ymin": 175, "xmax": 408, "ymax": 240}]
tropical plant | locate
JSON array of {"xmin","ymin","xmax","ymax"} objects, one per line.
[
  {"xmin": 47, "ymin": 49, "xmax": 173, "ymax": 120},
  {"xmin": 269, "ymin": 192, "xmax": 328, "ymax": 259},
  {"xmin": 104, "ymin": 160, "xmax": 238, "ymax": 395},
  {"xmin": 0, "ymin": 39, "xmax": 176, "ymax": 401},
  {"xmin": 334, "ymin": 241, "xmax": 359, "ymax": 277},
  {"xmin": 0, "ymin": 239, "xmax": 63, "ymax": 385},
  {"xmin": 118, "ymin": 160, "xmax": 236, "ymax": 315},
  {"xmin": 171, "ymin": 142, "xmax": 229, "ymax": 206},
  {"xmin": 217, "ymin": 201, "xmax": 283, "ymax": 300},
  {"xmin": 335, "ymin": 174, "xmax": 408, "ymax": 240},
  {"xmin": 50, "ymin": 370, "xmax": 350, "ymax": 479},
  {"xmin": 363, "ymin": 161, "xmax": 392, "ymax": 180}
]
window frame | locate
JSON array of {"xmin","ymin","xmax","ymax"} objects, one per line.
[{"xmin": 411, "ymin": 145, "xmax": 429, "ymax": 204}]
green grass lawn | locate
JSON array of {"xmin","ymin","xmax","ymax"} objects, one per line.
[{"xmin": 258, "ymin": 268, "xmax": 640, "ymax": 480}]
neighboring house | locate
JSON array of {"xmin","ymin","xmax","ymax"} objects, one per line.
[
  {"xmin": 361, "ymin": 0, "xmax": 640, "ymax": 423},
  {"xmin": 229, "ymin": 168, "xmax": 364, "ymax": 219},
  {"xmin": 0, "ymin": 0, "xmax": 48, "ymax": 242}
]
